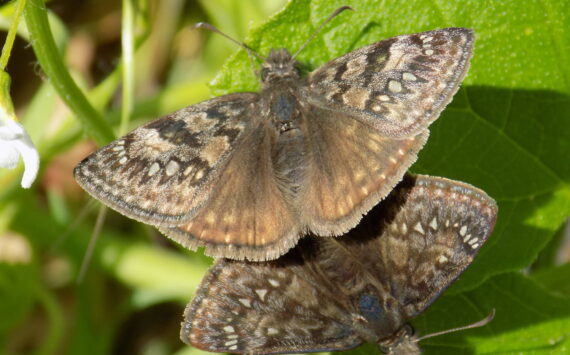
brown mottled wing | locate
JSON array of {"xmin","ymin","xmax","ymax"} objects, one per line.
[
  {"xmin": 74, "ymin": 93, "xmax": 258, "ymax": 225},
  {"xmin": 161, "ymin": 123, "xmax": 299, "ymax": 261},
  {"xmin": 308, "ymin": 28, "xmax": 474, "ymax": 137},
  {"xmin": 182, "ymin": 255, "xmax": 363, "ymax": 354},
  {"xmin": 334, "ymin": 174, "xmax": 497, "ymax": 323},
  {"xmin": 300, "ymin": 105, "xmax": 429, "ymax": 236}
]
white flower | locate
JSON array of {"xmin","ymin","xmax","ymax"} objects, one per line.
[{"xmin": 0, "ymin": 116, "xmax": 39, "ymax": 189}]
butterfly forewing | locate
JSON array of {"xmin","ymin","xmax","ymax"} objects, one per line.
[
  {"xmin": 308, "ymin": 28, "xmax": 474, "ymax": 137},
  {"xmin": 183, "ymin": 175, "xmax": 497, "ymax": 354},
  {"xmin": 74, "ymin": 94, "xmax": 258, "ymax": 225},
  {"xmin": 183, "ymin": 258, "xmax": 362, "ymax": 354}
]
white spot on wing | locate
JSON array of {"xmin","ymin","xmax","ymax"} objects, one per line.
[
  {"xmin": 429, "ymin": 217, "xmax": 438, "ymax": 230},
  {"xmin": 148, "ymin": 162, "xmax": 160, "ymax": 176},
  {"xmin": 165, "ymin": 160, "xmax": 179, "ymax": 176},
  {"xmin": 255, "ymin": 289, "xmax": 268, "ymax": 301},
  {"xmin": 402, "ymin": 72, "xmax": 417, "ymax": 81},
  {"xmin": 413, "ymin": 222, "xmax": 425, "ymax": 234},
  {"xmin": 238, "ymin": 298, "xmax": 251, "ymax": 308},
  {"xmin": 388, "ymin": 80, "xmax": 403, "ymax": 93}
]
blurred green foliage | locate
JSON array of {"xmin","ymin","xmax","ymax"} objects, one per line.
[{"xmin": 0, "ymin": 0, "xmax": 569, "ymax": 354}]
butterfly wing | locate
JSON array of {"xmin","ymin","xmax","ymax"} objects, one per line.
[
  {"xmin": 332, "ymin": 174, "xmax": 497, "ymax": 327},
  {"xmin": 161, "ymin": 122, "xmax": 300, "ymax": 261},
  {"xmin": 183, "ymin": 254, "xmax": 363, "ymax": 354},
  {"xmin": 302, "ymin": 174, "xmax": 496, "ymax": 347},
  {"xmin": 74, "ymin": 93, "xmax": 258, "ymax": 225},
  {"xmin": 300, "ymin": 105, "xmax": 429, "ymax": 236},
  {"xmin": 307, "ymin": 28, "xmax": 474, "ymax": 137},
  {"xmin": 75, "ymin": 94, "xmax": 299, "ymax": 260},
  {"xmin": 371, "ymin": 175, "xmax": 497, "ymax": 319}
]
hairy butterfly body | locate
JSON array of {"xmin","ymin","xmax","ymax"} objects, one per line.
[
  {"xmin": 182, "ymin": 175, "xmax": 497, "ymax": 354},
  {"xmin": 74, "ymin": 22, "xmax": 474, "ymax": 260}
]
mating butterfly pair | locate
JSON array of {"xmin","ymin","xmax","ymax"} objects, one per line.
[{"xmin": 73, "ymin": 9, "xmax": 493, "ymax": 353}]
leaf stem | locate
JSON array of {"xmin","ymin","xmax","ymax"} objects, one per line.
[
  {"xmin": 120, "ymin": 0, "xmax": 135, "ymax": 135},
  {"xmin": 0, "ymin": 0, "xmax": 27, "ymax": 71},
  {"xmin": 24, "ymin": 0, "xmax": 115, "ymax": 145}
]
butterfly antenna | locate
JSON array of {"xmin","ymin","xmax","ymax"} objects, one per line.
[
  {"xmin": 291, "ymin": 5, "xmax": 354, "ymax": 60},
  {"xmin": 192, "ymin": 22, "xmax": 265, "ymax": 61},
  {"xmin": 418, "ymin": 309, "xmax": 496, "ymax": 342}
]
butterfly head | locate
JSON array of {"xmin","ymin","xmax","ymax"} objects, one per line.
[
  {"xmin": 378, "ymin": 324, "xmax": 421, "ymax": 355},
  {"xmin": 261, "ymin": 49, "xmax": 301, "ymax": 84}
]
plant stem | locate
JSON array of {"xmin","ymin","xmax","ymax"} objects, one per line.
[
  {"xmin": 120, "ymin": 0, "xmax": 135, "ymax": 135},
  {"xmin": 0, "ymin": 0, "xmax": 27, "ymax": 71},
  {"xmin": 24, "ymin": 0, "xmax": 115, "ymax": 145}
]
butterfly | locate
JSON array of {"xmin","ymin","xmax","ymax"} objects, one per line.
[
  {"xmin": 74, "ymin": 7, "xmax": 474, "ymax": 260},
  {"xmin": 181, "ymin": 174, "xmax": 497, "ymax": 354}
]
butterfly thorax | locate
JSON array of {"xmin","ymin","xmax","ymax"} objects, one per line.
[{"xmin": 258, "ymin": 49, "xmax": 309, "ymax": 197}]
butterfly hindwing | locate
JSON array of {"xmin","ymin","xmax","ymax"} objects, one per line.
[
  {"xmin": 300, "ymin": 105, "xmax": 429, "ymax": 236},
  {"xmin": 161, "ymin": 123, "xmax": 300, "ymax": 260}
]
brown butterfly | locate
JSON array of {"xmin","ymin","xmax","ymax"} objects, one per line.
[
  {"xmin": 74, "ymin": 8, "xmax": 474, "ymax": 260},
  {"xmin": 182, "ymin": 175, "xmax": 497, "ymax": 354}
]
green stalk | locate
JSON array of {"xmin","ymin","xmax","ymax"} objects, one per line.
[
  {"xmin": 24, "ymin": 0, "xmax": 115, "ymax": 145},
  {"xmin": 120, "ymin": 0, "xmax": 135, "ymax": 135},
  {"xmin": 0, "ymin": 0, "xmax": 26, "ymax": 71}
]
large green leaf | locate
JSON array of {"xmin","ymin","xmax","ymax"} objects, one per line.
[{"xmin": 204, "ymin": 0, "xmax": 570, "ymax": 354}]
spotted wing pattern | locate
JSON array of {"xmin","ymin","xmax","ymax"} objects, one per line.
[
  {"xmin": 308, "ymin": 28, "xmax": 474, "ymax": 137},
  {"xmin": 74, "ymin": 94, "xmax": 257, "ymax": 225},
  {"xmin": 182, "ymin": 175, "xmax": 497, "ymax": 354}
]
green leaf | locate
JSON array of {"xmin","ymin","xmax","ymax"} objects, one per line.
[
  {"xmin": 531, "ymin": 262, "xmax": 570, "ymax": 296},
  {"xmin": 341, "ymin": 273, "xmax": 570, "ymax": 355},
  {"xmin": 417, "ymin": 273, "xmax": 570, "ymax": 355}
]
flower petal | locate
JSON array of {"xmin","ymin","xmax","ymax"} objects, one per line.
[{"xmin": 0, "ymin": 119, "xmax": 39, "ymax": 188}]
